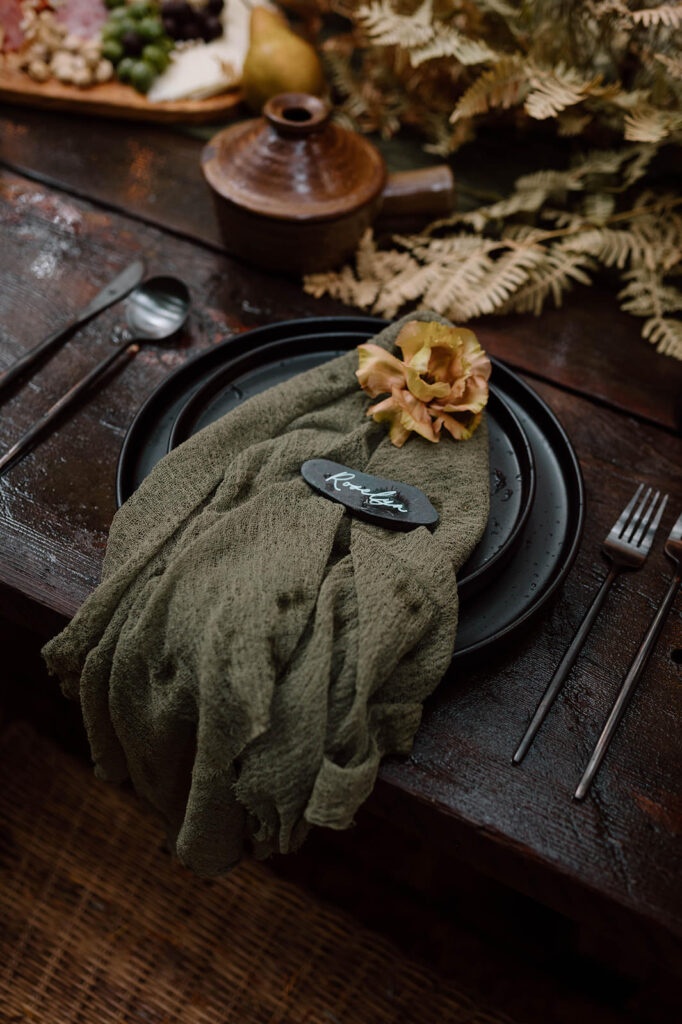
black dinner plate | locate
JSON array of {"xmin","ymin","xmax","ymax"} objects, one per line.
[
  {"xmin": 167, "ymin": 334, "xmax": 535, "ymax": 600},
  {"xmin": 116, "ymin": 316, "xmax": 584, "ymax": 659}
]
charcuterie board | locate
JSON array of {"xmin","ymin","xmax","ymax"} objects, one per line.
[{"xmin": 0, "ymin": 63, "xmax": 243, "ymax": 123}]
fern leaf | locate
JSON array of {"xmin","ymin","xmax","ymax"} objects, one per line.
[
  {"xmin": 476, "ymin": 0, "xmax": 521, "ymax": 16},
  {"xmin": 463, "ymin": 249, "xmax": 546, "ymax": 317},
  {"xmin": 581, "ymin": 192, "xmax": 616, "ymax": 221},
  {"xmin": 654, "ymin": 51, "xmax": 682, "ymax": 79},
  {"xmin": 373, "ymin": 261, "xmax": 443, "ymax": 318},
  {"xmin": 356, "ymin": 0, "xmax": 435, "ymax": 48},
  {"xmin": 642, "ymin": 317, "xmax": 682, "ymax": 358},
  {"xmin": 557, "ymin": 111, "xmax": 594, "ymax": 135},
  {"xmin": 621, "ymin": 144, "xmax": 658, "ymax": 186},
  {"xmin": 618, "ymin": 268, "xmax": 682, "ymax": 317},
  {"xmin": 410, "ymin": 27, "xmax": 497, "ymax": 67},
  {"xmin": 524, "ymin": 65, "xmax": 601, "ymax": 121},
  {"xmin": 303, "ymin": 266, "xmax": 381, "ymax": 308},
  {"xmin": 560, "ymin": 225, "xmax": 664, "ymax": 269},
  {"xmin": 450, "ymin": 56, "xmax": 528, "ymax": 123},
  {"xmin": 625, "ymin": 105, "xmax": 682, "ymax": 142},
  {"xmin": 631, "ymin": 4, "xmax": 682, "ymax": 28},
  {"xmin": 500, "ymin": 249, "xmax": 596, "ymax": 315}
]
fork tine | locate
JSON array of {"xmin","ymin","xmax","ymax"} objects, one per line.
[
  {"xmin": 631, "ymin": 488, "xmax": 660, "ymax": 546},
  {"xmin": 609, "ymin": 484, "xmax": 643, "ymax": 539},
  {"xmin": 638, "ymin": 493, "xmax": 668, "ymax": 554},
  {"xmin": 624, "ymin": 486, "xmax": 652, "ymax": 542},
  {"xmin": 622, "ymin": 485, "xmax": 647, "ymax": 544},
  {"xmin": 669, "ymin": 510, "xmax": 682, "ymax": 542}
]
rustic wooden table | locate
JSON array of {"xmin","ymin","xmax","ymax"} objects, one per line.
[{"xmin": 1, "ymin": 107, "xmax": 681, "ymax": 983}]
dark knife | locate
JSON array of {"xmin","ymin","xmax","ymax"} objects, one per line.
[{"xmin": 0, "ymin": 258, "xmax": 145, "ymax": 398}]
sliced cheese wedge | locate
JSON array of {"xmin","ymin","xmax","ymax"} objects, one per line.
[{"xmin": 147, "ymin": 0, "xmax": 268, "ymax": 103}]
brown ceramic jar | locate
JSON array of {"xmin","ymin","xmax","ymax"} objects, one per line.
[{"xmin": 201, "ymin": 92, "xmax": 388, "ymax": 276}]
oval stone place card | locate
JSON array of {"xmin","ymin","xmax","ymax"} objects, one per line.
[{"xmin": 301, "ymin": 459, "xmax": 438, "ymax": 530}]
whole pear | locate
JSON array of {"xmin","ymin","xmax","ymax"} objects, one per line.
[{"xmin": 242, "ymin": 6, "xmax": 325, "ymax": 112}]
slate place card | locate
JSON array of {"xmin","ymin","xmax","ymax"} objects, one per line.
[{"xmin": 301, "ymin": 459, "xmax": 438, "ymax": 530}]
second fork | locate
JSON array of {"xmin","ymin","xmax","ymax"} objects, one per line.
[{"xmin": 513, "ymin": 484, "xmax": 668, "ymax": 764}]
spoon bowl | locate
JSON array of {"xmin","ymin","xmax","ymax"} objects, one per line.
[{"xmin": 126, "ymin": 276, "xmax": 190, "ymax": 341}]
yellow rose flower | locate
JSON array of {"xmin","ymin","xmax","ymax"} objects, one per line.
[{"xmin": 356, "ymin": 321, "xmax": 491, "ymax": 448}]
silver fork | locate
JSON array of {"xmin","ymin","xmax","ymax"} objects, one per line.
[
  {"xmin": 575, "ymin": 509, "xmax": 682, "ymax": 800},
  {"xmin": 513, "ymin": 484, "xmax": 669, "ymax": 764}
]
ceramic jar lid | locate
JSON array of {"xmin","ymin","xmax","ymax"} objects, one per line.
[{"xmin": 201, "ymin": 93, "xmax": 387, "ymax": 223}]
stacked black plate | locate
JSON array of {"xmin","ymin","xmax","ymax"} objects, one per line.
[{"xmin": 117, "ymin": 317, "xmax": 584, "ymax": 661}]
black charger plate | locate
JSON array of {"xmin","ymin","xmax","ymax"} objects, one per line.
[{"xmin": 116, "ymin": 317, "xmax": 584, "ymax": 659}]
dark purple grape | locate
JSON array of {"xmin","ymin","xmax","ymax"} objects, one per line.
[
  {"xmin": 204, "ymin": 15, "xmax": 222, "ymax": 40},
  {"xmin": 207, "ymin": 0, "xmax": 224, "ymax": 14},
  {"xmin": 121, "ymin": 30, "xmax": 144, "ymax": 56},
  {"xmin": 181, "ymin": 18, "xmax": 202, "ymax": 39},
  {"xmin": 162, "ymin": 14, "xmax": 177, "ymax": 36},
  {"xmin": 161, "ymin": 1, "xmax": 191, "ymax": 17}
]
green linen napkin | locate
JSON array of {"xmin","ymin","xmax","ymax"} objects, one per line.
[{"xmin": 43, "ymin": 312, "xmax": 490, "ymax": 876}]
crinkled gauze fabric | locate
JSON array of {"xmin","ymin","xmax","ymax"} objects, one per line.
[{"xmin": 43, "ymin": 312, "xmax": 490, "ymax": 876}]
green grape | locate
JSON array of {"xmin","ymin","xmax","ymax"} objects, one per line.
[
  {"xmin": 130, "ymin": 60, "xmax": 156, "ymax": 93},
  {"xmin": 110, "ymin": 6, "xmax": 132, "ymax": 21},
  {"xmin": 142, "ymin": 44, "xmax": 169, "ymax": 72},
  {"xmin": 128, "ymin": 1, "xmax": 153, "ymax": 16},
  {"xmin": 137, "ymin": 17, "xmax": 164, "ymax": 43},
  {"xmin": 101, "ymin": 21, "xmax": 122, "ymax": 41},
  {"xmin": 105, "ymin": 0, "xmax": 127, "ymax": 8},
  {"xmin": 117, "ymin": 56, "xmax": 136, "ymax": 83},
  {"xmin": 101, "ymin": 39, "xmax": 125, "ymax": 63},
  {"xmin": 109, "ymin": 16, "xmax": 137, "ymax": 38}
]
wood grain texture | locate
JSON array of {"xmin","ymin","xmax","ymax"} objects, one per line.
[
  {"xmin": 1, "ymin": 107, "xmax": 680, "ymax": 431},
  {"xmin": 0, "ymin": 67, "xmax": 244, "ymax": 124},
  {"xmin": 1, "ymin": 169, "xmax": 681, "ymax": 969}
]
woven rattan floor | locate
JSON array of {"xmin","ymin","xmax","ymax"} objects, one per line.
[{"xmin": 0, "ymin": 723, "xmax": 518, "ymax": 1024}]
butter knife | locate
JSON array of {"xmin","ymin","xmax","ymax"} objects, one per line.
[{"xmin": 0, "ymin": 258, "xmax": 145, "ymax": 398}]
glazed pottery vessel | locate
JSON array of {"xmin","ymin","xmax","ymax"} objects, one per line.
[{"xmin": 202, "ymin": 93, "xmax": 386, "ymax": 275}]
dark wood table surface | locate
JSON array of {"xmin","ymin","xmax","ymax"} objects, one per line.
[{"xmin": 1, "ymin": 107, "xmax": 681, "ymax": 977}]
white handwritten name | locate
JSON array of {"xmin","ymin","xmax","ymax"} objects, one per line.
[{"xmin": 325, "ymin": 472, "xmax": 408, "ymax": 514}]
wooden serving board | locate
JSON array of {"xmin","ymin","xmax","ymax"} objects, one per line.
[{"xmin": 0, "ymin": 66, "xmax": 243, "ymax": 123}]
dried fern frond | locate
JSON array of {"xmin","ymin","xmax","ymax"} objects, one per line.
[
  {"xmin": 499, "ymin": 249, "xmax": 596, "ymax": 315},
  {"xmin": 624, "ymin": 104, "xmax": 682, "ymax": 142},
  {"xmin": 619, "ymin": 267, "xmax": 682, "ymax": 356},
  {"xmin": 557, "ymin": 110, "xmax": 594, "ymax": 135},
  {"xmin": 410, "ymin": 27, "xmax": 497, "ymax": 68},
  {"xmin": 630, "ymin": 4, "xmax": 682, "ymax": 28},
  {"xmin": 303, "ymin": 147, "xmax": 682, "ymax": 360},
  {"xmin": 654, "ymin": 51, "xmax": 682, "ymax": 78},
  {"xmin": 642, "ymin": 317, "xmax": 682, "ymax": 357},
  {"xmin": 524, "ymin": 64, "xmax": 602, "ymax": 120},
  {"xmin": 450, "ymin": 56, "xmax": 528, "ymax": 123},
  {"xmin": 320, "ymin": 0, "xmax": 682, "ymax": 153},
  {"xmin": 355, "ymin": 0, "xmax": 436, "ymax": 48}
]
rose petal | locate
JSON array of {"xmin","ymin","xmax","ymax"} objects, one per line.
[
  {"xmin": 436, "ymin": 410, "xmax": 481, "ymax": 441},
  {"xmin": 356, "ymin": 343, "xmax": 407, "ymax": 397},
  {"xmin": 404, "ymin": 365, "xmax": 450, "ymax": 402},
  {"xmin": 459, "ymin": 328, "xmax": 492, "ymax": 382},
  {"xmin": 436, "ymin": 372, "xmax": 490, "ymax": 413},
  {"xmin": 368, "ymin": 388, "xmax": 440, "ymax": 445}
]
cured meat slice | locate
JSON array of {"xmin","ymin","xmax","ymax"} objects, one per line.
[
  {"xmin": 1, "ymin": 0, "xmax": 25, "ymax": 52},
  {"xmin": 54, "ymin": 0, "xmax": 108, "ymax": 38}
]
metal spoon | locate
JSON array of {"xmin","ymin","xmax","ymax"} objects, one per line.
[{"xmin": 0, "ymin": 276, "xmax": 191, "ymax": 478}]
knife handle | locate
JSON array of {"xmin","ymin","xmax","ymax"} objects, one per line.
[
  {"xmin": 574, "ymin": 570, "xmax": 682, "ymax": 800},
  {"xmin": 0, "ymin": 317, "xmax": 79, "ymax": 399},
  {"xmin": 0, "ymin": 343, "xmax": 139, "ymax": 478}
]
